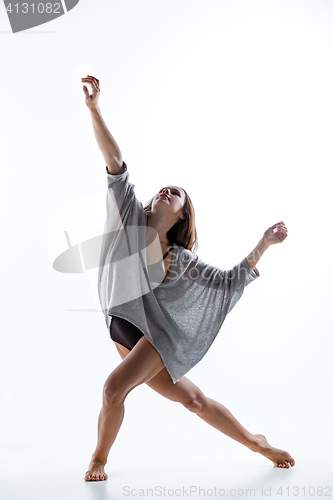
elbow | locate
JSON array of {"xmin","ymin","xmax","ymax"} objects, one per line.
[{"xmin": 105, "ymin": 155, "xmax": 123, "ymax": 175}]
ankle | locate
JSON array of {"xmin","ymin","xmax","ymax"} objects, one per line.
[
  {"xmin": 91, "ymin": 454, "xmax": 107, "ymax": 466},
  {"xmin": 250, "ymin": 435, "xmax": 268, "ymax": 453}
]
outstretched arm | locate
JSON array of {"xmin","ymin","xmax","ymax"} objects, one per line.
[
  {"xmin": 246, "ymin": 221, "xmax": 288, "ymax": 275},
  {"xmin": 81, "ymin": 75, "xmax": 123, "ymax": 175}
]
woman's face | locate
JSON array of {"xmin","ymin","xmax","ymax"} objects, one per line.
[{"xmin": 152, "ymin": 186, "xmax": 186, "ymax": 215}]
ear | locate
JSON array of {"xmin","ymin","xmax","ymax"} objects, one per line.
[{"xmin": 179, "ymin": 214, "xmax": 185, "ymax": 220}]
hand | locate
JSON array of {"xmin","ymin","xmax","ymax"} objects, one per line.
[
  {"xmin": 81, "ymin": 74, "xmax": 100, "ymax": 110},
  {"xmin": 263, "ymin": 221, "xmax": 288, "ymax": 246}
]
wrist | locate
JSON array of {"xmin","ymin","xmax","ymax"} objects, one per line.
[
  {"xmin": 259, "ymin": 237, "xmax": 270, "ymax": 252},
  {"xmin": 88, "ymin": 105, "xmax": 101, "ymax": 115}
]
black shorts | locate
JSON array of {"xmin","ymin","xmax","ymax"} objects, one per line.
[{"xmin": 110, "ymin": 315, "xmax": 144, "ymax": 350}]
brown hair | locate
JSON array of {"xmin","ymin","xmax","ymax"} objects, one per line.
[{"xmin": 143, "ymin": 188, "xmax": 198, "ymax": 253}]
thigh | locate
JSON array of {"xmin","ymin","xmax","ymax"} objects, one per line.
[
  {"xmin": 145, "ymin": 367, "xmax": 206, "ymax": 407},
  {"xmin": 105, "ymin": 335, "xmax": 165, "ymax": 399},
  {"xmin": 113, "ymin": 336, "xmax": 205, "ymax": 406}
]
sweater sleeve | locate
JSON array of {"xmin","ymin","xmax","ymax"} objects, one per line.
[
  {"xmin": 223, "ymin": 257, "xmax": 259, "ymax": 314},
  {"xmin": 106, "ymin": 161, "xmax": 128, "ymax": 185},
  {"xmin": 181, "ymin": 252, "xmax": 259, "ymax": 316},
  {"xmin": 100, "ymin": 161, "xmax": 144, "ymax": 268},
  {"xmin": 105, "ymin": 161, "xmax": 134, "ymax": 222}
]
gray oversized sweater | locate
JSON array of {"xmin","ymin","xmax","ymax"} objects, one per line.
[{"xmin": 97, "ymin": 161, "xmax": 260, "ymax": 383}]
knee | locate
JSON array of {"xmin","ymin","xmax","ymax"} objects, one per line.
[
  {"xmin": 103, "ymin": 379, "xmax": 126, "ymax": 407},
  {"xmin": 183, "ymin": 394, "xmax": 206, "ymax": 414}
]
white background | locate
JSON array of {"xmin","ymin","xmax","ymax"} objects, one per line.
[{"xmin": 1, "ymin": 0, "xmax": 332, "ymax": 498}]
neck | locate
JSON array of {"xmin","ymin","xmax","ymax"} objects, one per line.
[{"xmin": 146, "ymin": 213, "xmax": 173, "ymax": 246}]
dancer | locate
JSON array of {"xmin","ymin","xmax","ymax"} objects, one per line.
[{"xmin": 81, "ymin": 75, "xmax": 295, "ymax": 481}]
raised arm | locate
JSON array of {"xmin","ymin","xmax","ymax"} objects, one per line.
[
  {"xmin": 81, "ymin": 75, "xmax": 123, "ymax": 175},
  {"xmin": 246, "ymin": 221, "xmax": 288, "ymax": 275}
]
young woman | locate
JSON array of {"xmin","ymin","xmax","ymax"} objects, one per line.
[{"xmin": 81, "ymin": 75, "xmax": 295, "ymax": 481}]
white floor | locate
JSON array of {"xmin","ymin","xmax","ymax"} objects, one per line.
[{"xmin": 1, "ymin": 441, "xmax": 332, "ymax": 500}]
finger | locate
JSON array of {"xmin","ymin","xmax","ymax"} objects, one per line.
[
  {"xmin": 82, "ymin": 78, "xmax": 99, "ymax": 92},
  {"xmin": 91, "ymin": 80, "xmax": 99, "ymax": 91},
  {"xmin": 83, "ymin": 75, "xmax": 100, "ymax": 87},
  {"xmin": 81, "ymin": 78, "xmax": 93, "ymax": 86},
  {"xmin": 274, "ymin": 223, "xmax": 287, "ymax": 231},
  {"xmin": 81, "ymin": 77, "xmax": 95, "ymax": 84},
  {"xmin": 273, "ymin": 228, "xmax": 287, "ymax": 234},
  {"xmin": 82, "ymin": 76, "xmax": 98, "ymax": 84}
]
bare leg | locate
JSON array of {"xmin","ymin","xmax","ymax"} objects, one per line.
[
  {"xmin": 195, "ymin": 399, "xmax": 295, "ymax": 468},
  {"xmin": 114, "ymin": 343, "xmax": 295, "ymax": 469},
  {"xmin": 84, "ymin": 335, "xmax": 165, "ymax": 481},
  {"xmin": 143, "ymin": 366, "xmax": 296, "ymax": 469},
  {"xmin": 196, "ymin": 397, "xmax": 259, "ymax": 449}
]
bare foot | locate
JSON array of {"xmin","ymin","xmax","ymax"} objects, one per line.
[
  {"xmin": 84, "ymin": 459, "xmax": 108, "ymax": 481},
  {"xmin": 253, "ymin": 434, "xmax": 295, "ymax": 469}
]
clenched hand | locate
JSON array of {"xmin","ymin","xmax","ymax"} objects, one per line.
[
  {"xmin": 263, "ymin": 222, "xmax": 288, "ymax": 246},
  {"xmin": 82, "ymin": 75, "xmax": 100, "ymax": 110}
]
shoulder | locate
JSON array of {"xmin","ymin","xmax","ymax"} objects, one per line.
[{"xmin": 176, "ymin": 245, "xmax": 197, "ymax": 263}]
